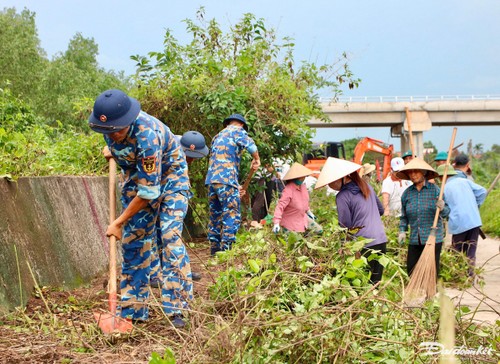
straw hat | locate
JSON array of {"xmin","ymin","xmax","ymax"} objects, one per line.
[
  {"xmin": 436, "ymin": 164, "xmax": 457, "ymax": 176},
  {"xmin": 315, "ymin": 157, "xmax": 362, "ymax": 189},
  {"xmin": 361, "ymin": 163, "xmax": 376, "ymax": 176},
  {"xmin": 282, "ymin": 162, "xmax": 313, "ymax": 181},
  {"xmin": 395, "ymin": 157, "xmax": 439, "ymax": 180}
]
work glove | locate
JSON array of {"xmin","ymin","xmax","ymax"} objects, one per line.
[
  {"xmin": 398, "ymin": 232, "xmax": 406, "ymax": 245},
  {"xmin": 306, "ymin": 210, "xmax": 316, "ymax": 220},
  {"xmin": 436, "ymin": 199, "xmax": 445, "ymax": 211},
  {"xmin": 272, "ymin": 223, "xmax": 281, "ymax": 234}
]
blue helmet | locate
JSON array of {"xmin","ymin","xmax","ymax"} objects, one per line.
[
  {"xmin": 88, "ymin": 89, "xmax": 141, "ymax": 134},
  {"xmin": 180, "ymin": 131, "xmax": 209, "ymax": 158},
  {"xmin": 434, "ymin": 151, "xmax": 448, "ymax": 161},
  {"xmin": 223, "ymin": 113, "xmax": 249, "ymax": 131}
]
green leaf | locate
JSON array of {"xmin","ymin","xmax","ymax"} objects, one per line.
[
  {"xmin": 475, "ymin": 330, "xmax": 490, "ymax": 337},
  {"xmin": 352, "ymin": 258, "xmax": 365, "ymax": 268},
  {"xmin": 306, "ymin": 241, "xmax": 329, "ymax": 252},
  {"xmin": 248, "ymin": 259, "xmax": 260, "ymax": 273},
  {"xmin": 260, "ymin": 269, "xmax": 275, "ymax": 279},
  {"xmin": 378, "ymin": 255, "xmax": 390, "ymax": 267},
  {"xmin": 345, "ymin": 270, "xmax": 357, "ymax": 279},
  {"xmin": 459, "ymin": 306, "xmax": 471, "ymax": 314}
]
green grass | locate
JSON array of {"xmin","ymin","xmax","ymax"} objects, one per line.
[{"xmin": 481, "ymin": 189, "xmax": 500, "ymax": 237}]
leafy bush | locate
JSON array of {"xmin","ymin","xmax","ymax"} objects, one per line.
[
  {"xmin": 0, "ymin": 87, "xmax": 107, "ymax": 177},
  {"xmin": 201, "ymin": 192, "xmax": 498, "ymax": 363},
  {"xmin": 131, "ymin": 9, "xmax": 359, "ymax": 202},
  {"xmin": 481, "ymin": 189, "xmax": 500, "ymax": 237},
  {"xmin": 439, "ymin": 247, "xmax": 480, "ymax": 288}
]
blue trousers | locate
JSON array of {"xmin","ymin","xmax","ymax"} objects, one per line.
[
  {"xmin": 120, "ymin": 192, "xmax": 192, "ymax": 320},
  {"xmin": 207, "ymin": 183, "xmax": 241, "ymax": 255}
]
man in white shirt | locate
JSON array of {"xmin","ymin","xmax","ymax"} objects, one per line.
[{"xmin": 381, "ymin": 157, "xmax": 412, "ymax": 216}]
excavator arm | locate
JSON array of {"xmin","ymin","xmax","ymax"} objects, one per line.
[{"xmin": 353, "ymin": 137, "xmax": 394, "ymax": 180}]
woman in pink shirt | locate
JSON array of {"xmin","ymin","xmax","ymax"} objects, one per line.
[{"xmin": 272, "ymin": 163, "xmax": 316, "ymax": 233}]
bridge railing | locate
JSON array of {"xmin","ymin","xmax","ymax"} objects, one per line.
[{"xmin": 320, "ymin": 95, "xmax": 500, "ymax": 103}]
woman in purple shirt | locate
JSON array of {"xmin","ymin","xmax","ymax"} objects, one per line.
[
  {"xmin": 273, "ymin": 163, "xmax": 316, "ymax": 233},
  {"xmin": 316, "ymin": 157, "xmax": 387, "ymax": 285}
]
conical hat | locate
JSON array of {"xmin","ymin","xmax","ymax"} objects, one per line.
[
  {"xmin": 361, "ymin": 163, "xmax": 376, "ymax": 176},
  {"xmin": 395, "ymin": 157, "xmax": 438, "ymax": 180},
  {"xmin": 315, "ymin": 157, "xmax": 362, "ymax": 189},
  {"xmin": 282, "ymin": 162, "xmax": 313, "ymax": 181},
  {"xmin": 436, "ymin": 164, "xmax": 457, "ymax": 176}
]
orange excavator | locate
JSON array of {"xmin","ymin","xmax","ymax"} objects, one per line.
[
  {"xmin": 353, "ymin": 137, "xmax": 393, "ymax": 181},
  {"xmin": 303, "ymin": 142, "xmax": 346, "ymax": 175},
  {"xmin": 303, "ymin": 137, "xmax": 393, "ymax": 180}
]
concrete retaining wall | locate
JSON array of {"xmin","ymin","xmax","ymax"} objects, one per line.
[
  {"xmin": 0, "ymin": 176, "xmax": 206, "ymax": 312},
  {"xmin": 0, "ymin": 176, "xmax": 111, "ymax": 311}
]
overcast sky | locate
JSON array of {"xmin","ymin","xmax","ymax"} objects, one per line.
[{"xmin": 3, "ymin": 0, "xmax": 500, "ymax": 152}]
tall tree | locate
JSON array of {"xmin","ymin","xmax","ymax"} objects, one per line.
[
  {"xmin": 473, "ymin": 143, "xmax": 483, "ymax": 156},
  {"xmin": 63, "ymin": 33, "xmax": 99, "ymax": 72},
  {"xmin": 0, "ymin": 7, "xmax": 47, "ymax": 98},
  {"xmin": 0, "ymin": 8, "xmax": 128, "ymax": 128},
  {"xmin": 36, "ymin": 33, "xmax": 129, "ymax": 127},
  {"xmin": 131, "ymin": 9, "xmax": 359, "ymax": 196}
]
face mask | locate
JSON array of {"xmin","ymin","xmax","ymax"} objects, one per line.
[{"xmin": 294, "ymin": 179, "xmax": 304, "ymax": 186}]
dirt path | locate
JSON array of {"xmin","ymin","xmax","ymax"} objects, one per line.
[{"xmin": 444, "ymin": 235, "xmax": 500, "ymax": 324}]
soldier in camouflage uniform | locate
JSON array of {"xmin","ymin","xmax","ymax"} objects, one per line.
[
  {"xmin": 89, "ymin": 89, "xmax": 192, "ymax": 330},
  {"xmin": 205, "ymin": 114, "xmax": 260, "ymax": 255},
  {"xmin": 150, "ymin": 131, "xmax": 208, "ymax": 284}
]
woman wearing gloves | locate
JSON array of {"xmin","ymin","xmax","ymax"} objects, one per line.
[
  {"xmin": 272, "ymin": 163, "xmax": 321, "ymax": 234},
  {"xmin": 315, "ymin": 157, "xmax": 387, "ymax": 285},
  {"xmin": 396, "ymin": 158, "xmax": 449, "ymax": 277}
]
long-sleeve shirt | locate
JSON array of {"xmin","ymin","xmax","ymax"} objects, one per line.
[
  {"xmin": 205, "ymin": 125, "xmax": 258, "ymax": 188},
  {"xmin": 399, "ymin": 181, "xmax": 450, "ymax": 245},
  {"xmin": 105, "ymin": 111, "xmax": 191, "ymax": 203},
  {"xmin": 273, "ymin": 183, "xmax": 309, "ymax": 232},
  {"xmin": 443, "ymin": 175, "xmax": 486, "ymax": 234},
  {"xmin": 336, "ymin": 181, "xmax": 387, "ymax": 248}
]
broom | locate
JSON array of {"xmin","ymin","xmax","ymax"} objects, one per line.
[{"xmin": 404, "ymin": 127, "xmax": 457, "ymax": 303}]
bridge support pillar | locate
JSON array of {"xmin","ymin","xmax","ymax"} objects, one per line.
[{"xmin": 400, "ymin": 131, "xmax": 424, "ymax": 158}]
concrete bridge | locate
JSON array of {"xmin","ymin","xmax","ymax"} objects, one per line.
[{"xmin": 308, "ymin": 95, "xmax": 500, "ymax": 157}]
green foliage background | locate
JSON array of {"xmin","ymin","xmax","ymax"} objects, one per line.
[
  {"xmin": 130, "ymin": 10, "xmax": 359, "ymax": 200},
  {"xmin": 0, "ymin": 8, "xmax": 130, "ymax": 126}
]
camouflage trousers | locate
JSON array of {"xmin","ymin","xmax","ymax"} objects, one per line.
[
  {"xmin": 119, "ymin": 191, "xmax": 193, "ymax": 320},
  {"xmin": 207, "ymin": 183, "xmax": 241, "ymax": 255}
]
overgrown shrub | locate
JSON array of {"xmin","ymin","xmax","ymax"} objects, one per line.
[
  {"xmin": 200, "ymin": 192, "xmax": 498, "ymax": 363},
  {"xmin": 481, "ymin": 189, "xmax": 500, "ymax": 237},
  {"xmin": 0, "ymin": 87, "xmax": 107, "ymax": 177}
]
